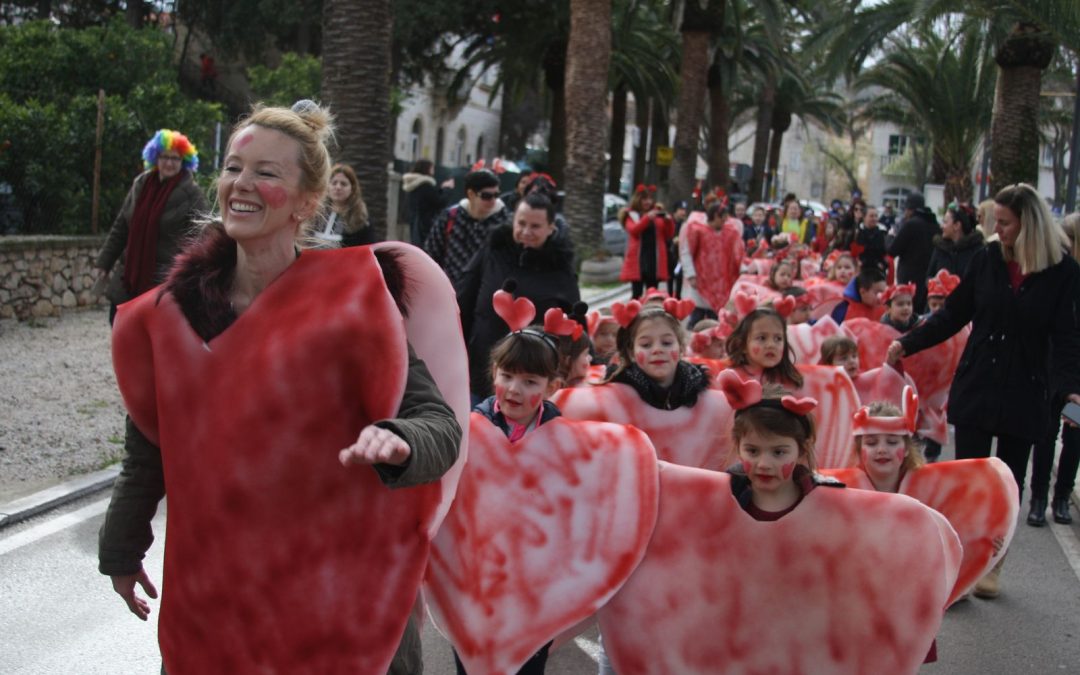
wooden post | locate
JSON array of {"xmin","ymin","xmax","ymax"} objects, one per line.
[{"xmin": 91, "ymin": 88, "xmax": 105, "ymax": 234}]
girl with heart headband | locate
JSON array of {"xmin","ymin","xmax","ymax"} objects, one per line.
[
  {"xmin": 722, "ymin": 305, "xmax": 804, "ymax": 390},
  {"xmin": 850, "ymin": 386, "xmax": 925, "ymax": 493},
  {"xmin": 602, "ymin": 302, "xmax": 711, "ymax": 410},
  {"xmin": 718, "ymin": 370, "xmax": 838, "ymax": 519},
  {"xmin": 880, "ymin": 282, "xmax": 919, "ymax": 332},
  {"xmin": 825, "ymin": 251, "xmax": 858, "ymax": 286},
  {"xmin": 765, "ymin": 258, "xmax": 797, "ymax": 292},
  {"xmin": 925, "ymin": 270, "xmax": 961, "ymax": 314},
  {"xmin": 781, "ymin": 286, "xmax": 812, "ymax": 325},
  {"xmin": 586, "ymin": 309, "xmax": 620, "ymax": 365},
  {"xmin": 552, "ymin": 302, "xmax": 594, "ymax": 388}
]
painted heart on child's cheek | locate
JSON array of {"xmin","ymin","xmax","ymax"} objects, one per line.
[
  {"xmin": 597, "ymin": 463, "xmax": 961, "ymax": 675},
  {"xmin": 426, "ymin": 415, "xmax": 659, "ymax": 675},
  {"xmin": 611, "ymin": 301, "xmax": 641, "ymax": 328},
  {"xmin": 823, "ymin": 457, "xmax": 1017, "ymax": 607},
  {"xmin": 493, "ymin": 290, "xmax": 536, "ymax": 331}
]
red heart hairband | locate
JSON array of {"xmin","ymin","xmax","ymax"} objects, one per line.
[
  {"xmin": 543, "ymin": 308, "xmax": 583, "ymax": 341},
  {"xmin": 717, "ymin": 370, "xmax": 818, "ymax": 417},
  {"xmin": 852, "ymin": 386, "xmax": 918, "ymax": 436},
  {"xmin": 880, "ymin": 283, "xmax": 916, "ymax": 305},
  {"xmin": 690, "ymin": 325, "xmax": 731, "ymax": 354},
  {"xmin": 733, "ymin": 291, "xmax": 796, "ymax": 321},
  {"xmin": 926, "ymin": 270, "xmax": 960, "ymax": 298},
  {"xmin": 634, "ymin": 184, "xmax": 658, "ymax": 194}
]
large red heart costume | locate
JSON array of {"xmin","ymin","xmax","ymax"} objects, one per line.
[
  {"xmin": 803, "ymin": 278, "xmax": 846, "ymax": 320},
  {"xmin": 730, "ymin": 276, "xmax": 782, "ymax": 306},
  {"xmin": 112, "ymin": 244, "xmax": 468, "ymax": 673},
  {"xmin": 426, "ymin": 415, "xmax": 659, "ymax": 674},
  {"xmin": 823, "ymin": 458, "xmax": 1017, "ymax": 606},
  {"xmin": 598, "ymin": 462, "xmax": 961, "ymax": 675},
  {"xmin": 796, "ymin": 364, "xmax": 860, "ymax": 469},
  {"xmin": 788, "ymin": 315, "xmax": 854, "ymax": 365},
  {"xmin": 552, "ymin": 382, "xmax": 735, "ymax": 470}
]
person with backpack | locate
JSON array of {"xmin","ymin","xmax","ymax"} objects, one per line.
[{"xmin": 423, "ymin": 168, "xmax": 511, "ymax": 286}]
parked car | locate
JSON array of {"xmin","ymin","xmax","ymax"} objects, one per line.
[{"xmin": 602, "ymin": 193, "xmax": 628, "ymax": 256}]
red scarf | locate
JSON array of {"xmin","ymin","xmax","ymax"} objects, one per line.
[{"xmin": 123, "ymin": 170, "xmax": 184, "ymax": 296}]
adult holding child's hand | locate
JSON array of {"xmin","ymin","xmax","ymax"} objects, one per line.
[{"xmin": 889, "ymin": 183, "xmax": 1080, "ymax": 600}]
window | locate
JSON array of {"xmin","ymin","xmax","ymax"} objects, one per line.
[
  {"xmin": 888, "ymin": 135, "xmax": 909, "ymax": 157},
  {"xmin": 410, "ymin": 118, "xmax": 423, "ymax": 162},
  {"xmin": 455, "ymin": 127, "xmax": 467, "ymax": 167},
  {"xmin": 435, "ymin": 127, "xmax": 445, "ymax": 167}
]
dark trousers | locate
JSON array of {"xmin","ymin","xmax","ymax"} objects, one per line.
[
  {"xmin": 954, "ymin": 426, "xmax": 1032, "ymax": 504},
  {"xmin": 454, "ymin": 642, "xmax": 552, "ymax": 674},
  {"xmin": 1029, "ymin": 394, "xmax": 1080, "ymax": 502},
  {"xmin": 631, "ymin": 275, "xmax": 659, "ymax": 300}
]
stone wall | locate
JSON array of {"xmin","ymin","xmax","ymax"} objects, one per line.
[{"xmin": 0, "ymin": 236, "xmax": 108, "ymax": 320}]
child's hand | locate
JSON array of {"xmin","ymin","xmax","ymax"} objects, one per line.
[{"xmin": 339, "ymin": 425, "xmax": 412, "ymax": 467}]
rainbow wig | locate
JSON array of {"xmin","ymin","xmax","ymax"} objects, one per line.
[{"xmin": 142, "ymin": 129, "xmax": 199, "ymax": 172}]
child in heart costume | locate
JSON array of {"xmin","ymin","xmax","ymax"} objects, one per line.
[
  {"xmin": 822, "ymin": 388, "xmax": 1018, "ymax": 609},
  {"xmin": 596, "ymin": 372, "xmax": 962, "ymax": 674},
  {"xmin": 426, "ymin": 293, "xmax": 660, "ymax": 675},
  {"xmin": 99, "ymin": 103, "xmax": 469, "ymax": 674}
]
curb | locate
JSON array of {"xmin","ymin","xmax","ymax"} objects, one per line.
[
  {"xmin": 0, "ymin": 464, "xmax": 120, "ymax": 530},
  {"xmin": 581, "ymin": 284, "xmax": 630, "ymax": 310}
]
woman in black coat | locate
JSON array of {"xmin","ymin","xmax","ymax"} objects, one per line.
[
  {"xmin": 926, "ymin": 204, "xmax": 984, "ymax": 280},
  {"xmin": 456, "ymin": 192, "xmax": 580, "ymax": 400},
  {"xmin": 887, "ymin": 184, "xmax": 1080, "ymax": 598}
]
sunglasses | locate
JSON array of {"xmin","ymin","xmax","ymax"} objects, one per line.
[{"xmin": 477, "ymin": 191, "xmax": 499, "ymax": 200}]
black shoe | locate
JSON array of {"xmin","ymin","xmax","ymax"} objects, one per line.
[
  {"xmin": 1052, "ymin": 499, "xmax": 1073, "ymax": 525},
  {"xmin": 1027, "ymin": 498, "xmax": 1048, "ymax": 527}
]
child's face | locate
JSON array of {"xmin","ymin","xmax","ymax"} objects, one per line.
[
  {"xmin": 632, "ymin": 318, "xmax": 681, "ymax": 388},
  {"xmin": 593, "ymin": 324, "xmax": 618, "ymax": 357},
  {"xmin": 858, "ymin": 433, "xmax": 908, "ymax": 490},
  {"xmin": 493, "ymin": 368, "xmax": 556, "ymax": 426},
  {"xmin": 772, "ymin": 264, "xmax": 794, "ymax": 290},
  {"xmin": 788, "ymin": 304, "xmax": 811, "ymax": 325},
  {"xmin": 838, "ymin": 350, "xmax": 860, "ymax": 379},
  {"xmin": 569, "ymin": 349, "xmax": 592, "ymax": 384},
  {"xmin": 888, "ymin": 295, "xmax": 914, "ymax": 323},
  {"xmin": 927, "ymin": 296, "xmax": 945, "ymax": 313},
  {"xmin": 701, "ymin": 340, "xmax": 726, "ymax": 360},
  {"xmin": 738, "ymin": 428, "xmax": 802, "ymax": 493},
  {"xmin": 746, "ymin": 316, "xmax": 785, "ymax": 370},
  {"xmin": 834, "ymin": 258, "xmax": 856, "ymax": 285},
  {"xmin": 859, "ymin": 281, "xmax": 887, "ymax": 306},
  {"xmin": 751, "ymin": 208, "xmax": 765, "ymax": 226}
]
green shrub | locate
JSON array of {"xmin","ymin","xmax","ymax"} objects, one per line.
[{"xmin": 248, "ymin": 53, "xmax": 321, "ymax": 108}]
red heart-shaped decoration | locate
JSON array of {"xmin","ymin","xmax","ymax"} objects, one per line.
[
  {"xmin": 426, "ymin": 415, "xmax": 659, "ymax": 674},
  {"xmin": 854, "ymin": 366, "xmax": 916, "ymax": 410},
  {"xmin": 772, "ymin": 295, "xmax": 796, "ymax": 319},
  {"xmin": 586, "ymin": 310, "xmax": 600, "ymax": 337},
  {"xmin": 903, "ymin": 327, "xmax": 969, "ymax": 443},
  {"xmin": 823, "ymin": 457, "xmax": 1017, "ymax": 607},
  {"xmin": 598, "ymin": 463, "xmax": 961, "ymax": 674},
  {"xmin": 796, "ymin": 365, "xmax": 860, "ymax": 469},
  {"xmin": 543, "ymin": 307, "xmax": 582, "ymax": 339},
  {"xmin": 843, "ymin": 318, "xmax": 901, "ymax": 373},
  {"xmin": 780, "ymin": 394, "xmax": 817, "ymax": 416},
  {"xmin": 662, "ymin": 297, "xmax": 695, "ymax": 321},
  {"xmin": 850, "ymin": 241, "xmax": 865, "ymax": 258},
  {"xmin": 787, "ymin": 316, "xmax": 851, "ymax": 365},
  {"xmin": 717, "ymin": 369, "xmax": 762, "ymax": 410},
  {"xmin": 690, "ymin": 331, "xmax": 711, "ymax": 355},
  {"xmin": 611, "ymin": 300, "xmax": 641, "ymax": 328},
  {"xmin": 492, "ymin": 290, "xmax": 536, "ymax": 331},
  {"xmin": 553, "ymin": 383, "xmax": 735, "ymax": 471},
  {"xmin": 733, "ymin": 291, "xmax": 759, "ymax": 318}
]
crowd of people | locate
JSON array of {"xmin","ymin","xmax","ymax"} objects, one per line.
[{"xmin": 94, "ymin": 107, "xmax": 1078, "ymax": 674}]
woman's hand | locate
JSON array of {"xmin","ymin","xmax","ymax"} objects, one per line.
[
  {"xmin": 1064, "ymin": 393, "xmax": 1080, "ymax": 428},
  {"xmin": 111, "ymin": 568, "xmax": 158, "ymax": 621},
  {"xmin": 886, "ymin": 340, "xmax": 905, "ymax": 365},
  {"xmin": 339, "ymin": 425, "xmax": 411, "ymax": 467}
]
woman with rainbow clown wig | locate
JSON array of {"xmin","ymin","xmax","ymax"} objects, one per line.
[{"xmin": 96, "ymin": 129, "xmax": 208, "ymax": 322}]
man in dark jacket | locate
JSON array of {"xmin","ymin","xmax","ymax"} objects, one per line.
[
  {"xmin": 888, "ymin": 192, "xmax": 940, "ymax": 313},
  {"xmin": 423, "ymin": 168, "xmax": 511, "ymax": 287}
]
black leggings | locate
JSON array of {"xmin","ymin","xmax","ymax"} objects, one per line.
[
  {"xmin": 631, "ymin": 275, "xmax": 660, "ymax": 300},
  {"xmin": 1029, "ymin": 394, "xmax": 1080, "ymax": 502},
  {"xmin": 954, "ymin": 426, "xmax": 1031, "ymax": 504},
  {"xmin": 454, "ymin": 642, "xmax": 551, "ymax": 674}
]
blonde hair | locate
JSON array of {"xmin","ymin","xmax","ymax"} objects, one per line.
[
  {"xmin": 977, "ymin": 199, "xmax": 996, "ymax": 241},
  {"xmin": 994, "ymin": 183, "xmax": 1066, "ymax": 275},
  {"xmin": 1060, "ymin": 213, "xmax": 1080, "ymax": 260},
  {"xmin": 852, "ymin": 401, "xmax": 926, "ymax": 472}
]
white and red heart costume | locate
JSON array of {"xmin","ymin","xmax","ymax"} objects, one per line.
[{"xmin": 111, "ymin": 244, "xmax": 468, "ymax": 673}]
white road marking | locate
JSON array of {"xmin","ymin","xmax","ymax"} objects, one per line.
[
  {"xmin": 575, "ymin": 635, "xmax": 601, "ymax": 663},
  {"xmin": 0, "ymin": 498, "xmax": 109, "ymax": 556},
  {"xmin": 1050, "ymin": 518, "xmax": 1080, "ymax": 586}
]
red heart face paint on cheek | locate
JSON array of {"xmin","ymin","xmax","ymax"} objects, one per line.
[
  {"xmin": 781, "ymin": 462, "xmax": 795, "ymax": 480},
  {"xmin": 895, "ymin": 447, "xmax": 905, "ymax": 463},
  {"xmin": 741, "ymin": 460, "xmax": 753, "ymax": 475},
  {"xmin": 669, "ymin": 350, "xmax": 680, "ymax": 362},
  {"xmin": 528, "ymin": 394, "xmax": 541, "ymax": 409},
  {"xmin": 635, "ymin": 352, "xmax": 646, "ymax": 366},
  {"xmin": 256, "ymin": 182, "xmax": 289, "ymax": 209},
  {"xmin": 494, "ymin": 384, "xmax": 505, "ymax": 400}
]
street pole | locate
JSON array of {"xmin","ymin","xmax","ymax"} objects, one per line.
[
  {"xmin": 1065, "ymin": 68, "xmax": 1080, "ymax": 214},
  {"xmin": 90, "ymin": 88, "xmax": 105, "ymax": 234},
  {"xmin": 978, "ymin": 140, "xmax": 990, "ymax": 203}
]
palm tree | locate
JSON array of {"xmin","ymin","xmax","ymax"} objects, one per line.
[
  {"xmin": 856, "ymin": 25, "xmax": 996, "ymax": 203},
  {"xmin": 322, "ymin": 0, "xmax": 391, "ymax": 237},
  {"xmin": 563, "ymin": 0, "xmax": 612, "ymax": 254},
  {"xmin": 763, "ymin": 73, "xmax": 844, "ymax": 200}
]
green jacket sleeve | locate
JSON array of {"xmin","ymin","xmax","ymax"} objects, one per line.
[
  {"xmin": 98, "ymin": 415, "xmax": 165, "ymax": 576},
  {"xmin": 96, "ymin": 174, "xmax": 144, "ymax": 272},
  {"xmin": 372, "ymin": 343, "xmax": 463, "ymax": 488}
]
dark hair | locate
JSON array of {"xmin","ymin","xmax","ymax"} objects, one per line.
[
  {"xmin": 732, "ymin": 383, "xmax": 818, "ymax": 470},
  {"xmin": 605, "ymin": 307, "xmax": 685, "ymax": 383},
  {"xmin": 464, "ymin": 168, "xmax": 500, "ymax": 193},
  {"xmin": 524, "ymin": 174, "xmax": 558, "ymax": 201},
  {"xmin": 518, "ymin": 192, "xmax": 555, "ymax": 223},
  {"xmin": 855, "ymin": 267, "xmax": 885, "ymax": 290},
  {"xmin": 411, "ymin": 158, "xmax": 434, "ymax": 175},
  {"xmin": 767, "ymin": 259, "xmax": 796, "ymax": 289},
  {"xmin": 781, "ymin": 286, "xmax": 807, "ymax": 299},
  {"xmin": 819, "ymin": 335, "xmax": 858, "ymax": 366},
  {"xmin": 706, "ymin": 203, "xmax": 727, "ymax": 221},
  {"xmin": 946, "ymin": 205, "xmax": 976, "ymax": 236},
  {"xmin": 489, "ymin": 327, "xmax": 560, "ymax": 381},
  {"xmin": 724, "ymin": 308, "xmax": 803, "ymax": 388}
]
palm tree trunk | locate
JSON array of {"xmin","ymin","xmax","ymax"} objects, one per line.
[
  {"xmin": 989, "ymin": 24, "xmax": 1056, "ymax": 194},
  {"xmin": 765, "ymin": 125, "xmax": 783, "ymax": 201},
  {"xmin": 322, "ymin": 0, "xmax": 391, "ymax": 238},
  {"xmin": 633, "ymin": 96, "xmax": 650, "ymax": 188},
  {"xmin": 126, "ymin": 1, "xmax": 143, "ymax": 28},
  {"xmin": 668, "ymin": 29, "xmax": 710, "ymax": 206},
  {"xmin": 563, "ymin": 0, "xmax": 612, "ymax": 255},
  {"xmin": 608, "ymin": 83, "xmax": 628, "ymax": 194},
  {"xmin": 706, "ymin": 64, "xmax": 731, "ymax": 193},
  {"xmin": 749, "ymin": 72, "xmax": 777, "ymax": 201}
]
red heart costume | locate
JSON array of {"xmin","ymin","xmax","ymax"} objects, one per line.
[
  {"xmin": 854, "ymin": 365, "xmax": 919, "ymax": 410},
  {"xmin": 795, "ymin": 364, "xmax": 861, "ymax": 469},
  {"xmin": 426, "ymin": 415, "xmax": 659, "ymax": 674},
  {"xmin": 787, "ymin": 315, "xmax": 854, "ymax": 365},
  {"xmin": 552, "ymin": 383, "xmax": 735, "ymax": 470},
  {"xmin": 598, "ymin": 462, "xmax": 961, "ymax": 675},
  {"xmin": 823, "ymin": 458, "xmax": 1017, "ymax": 606},
  {"xmin": 111, "ymin": 244, "xmax": 467, "ymax": 673}
]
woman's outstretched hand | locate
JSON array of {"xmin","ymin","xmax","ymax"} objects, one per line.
[
  {"xmin": 339, "ymin": 425, "xmax": 411, "ymax": 467},
  {"xmin": 886, "ymin": 340, "xmax": 905, "ymax": 365},
  {"xmin": 111, "ymin": 568, "xmax": 158, "ymax": 621}
]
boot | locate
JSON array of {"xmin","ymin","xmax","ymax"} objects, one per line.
[
  {"xmin": 1027, "ymin": 498, "xmax": 1048, "ymax": 527},
  {"xmin": 973, "ymin": 553, "xmax": 1006, "ymax": 599},
  {"xmin": 1052, "ymin": 498, "xmax": 1073, "ymax": 525}
]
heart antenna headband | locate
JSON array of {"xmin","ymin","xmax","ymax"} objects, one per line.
[
  {"xmin": 717, "ymin": 370, "xmax": 818, "ymax": 417},
  {"xmin": 492, "ymin": 280, "xmax": 535, "ymax": 332},
  {"xmin": 852, "ymin": 386, "xmax": 919, "ymax": 436},
  {"xmin": 926, "ymin": 270, "xmax": 961, "ymax": 298},
  {"xmin": 611, "ymin": 300, "xmax": 642, "ymax": 329},
  {"xmin": 543, "ymin": 308, "xmax": 584, "ymax": 341},
  {"xmin": 881, "ymin": 283, "xmax": 916, "ymax": 305}
]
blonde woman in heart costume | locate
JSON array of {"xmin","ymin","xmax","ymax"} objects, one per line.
[{"xmin": 99, "ymin": 102, "xmax": 464, "ymax": 674}]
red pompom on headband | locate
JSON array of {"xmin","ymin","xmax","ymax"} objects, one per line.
[
  {"xmin": 852, "ymin": 386, "xmax": 919, "ymax": 436},
  {"xmin": 634, "ymin": 184, "xmax": 657, "ymax": 194}
]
